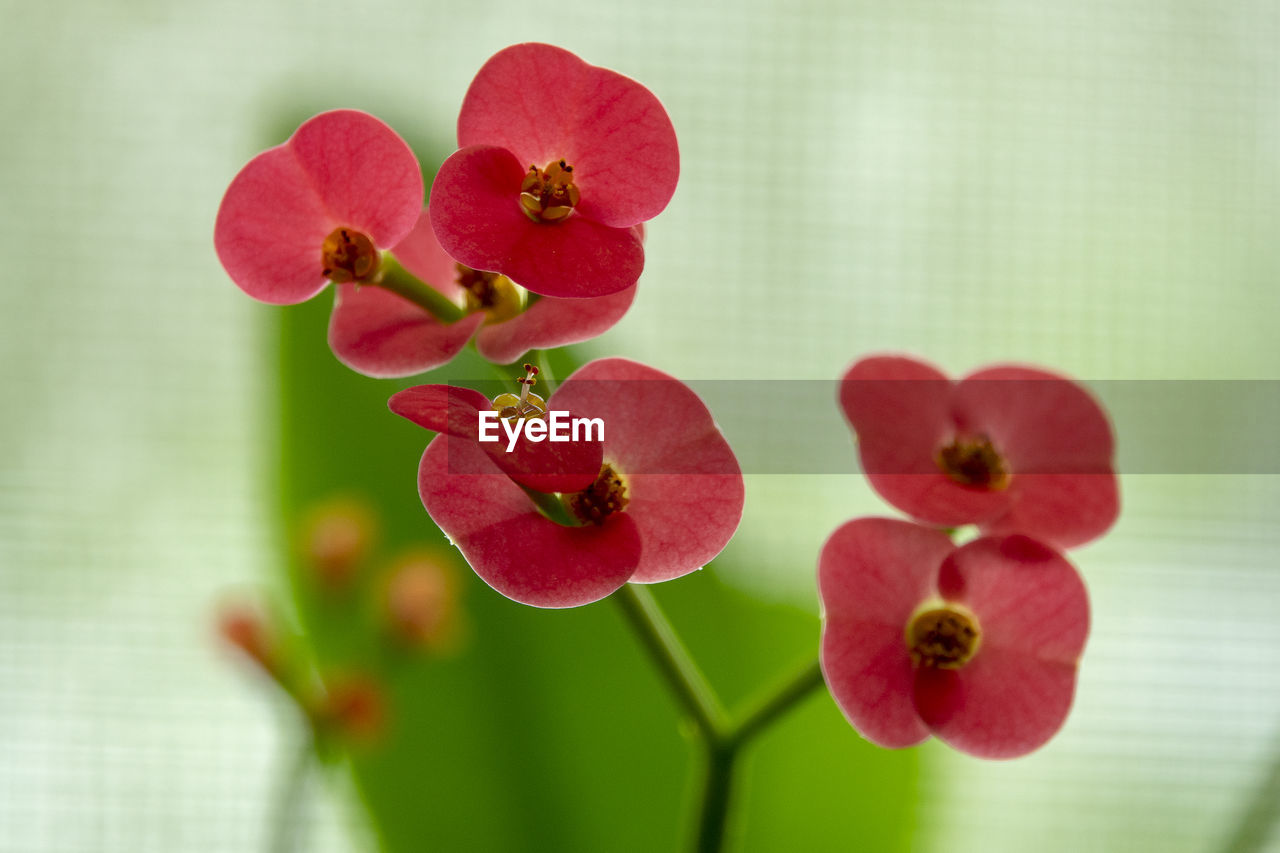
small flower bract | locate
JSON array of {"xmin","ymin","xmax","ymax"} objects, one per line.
[
  {"xmin": 840, "ymin": 354, "xmax": 1119, "ymax": 549},
  {"xmin": 818, "ymin": 518, "xmax": 1089, "ymax": 759},
  {"xmin": 429, "ymin": 43, "xmax": 679, "ymax": 299}
]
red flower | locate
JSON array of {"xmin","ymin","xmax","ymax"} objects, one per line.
[
  {"xmin": 429, "ymin": 43, "xmax": 679, "ymax": 299},
  {"xmin": 410, "ymin": 358, "xmax": 743, "ymax": 608},
  {"xmin": 215, "ymin": 110, "xmax": 423, "ymax": 305},
  {"xmin": 840, "ymin": 355, "xmax": 1119, "ymax": 549},
  {"xmin": 330, "ymin": 210, "xmax": 637, "ymax": 375},
  {"xmin": 818, "ymin": 518, "xmax": 1089, "ymax": 759}
]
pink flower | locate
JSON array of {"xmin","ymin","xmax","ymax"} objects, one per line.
[
  {"xmin": 409, "ymin": 358, "xmax": 743, "ymax": 608},
  {"xmin": 840, "ymin": 355, "xmax": 1119, "ymax": 549},
  {"xmin": 818, "ymin": 518, "xmax": 1089, "ymax": 759},
  {"xmin": 429, "ymin": 43, "xmax": 679, "ymax": 299},
  {"xmin": 215, "ymin": 109, "xmax": 423, "ymax": 306},
  {"xmin": 330, "ymin": 210, "xmax": 637, "ymax": 375},
  {"xmin": 216, "ymin": 110, "xmax": 495, "ymax": 378}
]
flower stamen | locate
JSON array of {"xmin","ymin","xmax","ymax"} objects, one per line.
[
  {"xmin": 491, "ymin": 363, "xmax": 546, "ymax": 420},
  {"xmin": 321, "ymin": 227, "xmax": 381, "ymax": 284},
  {"xmin": 455, "ymin": 263, "xmax": 523, "ymax": 322},
  {"xmin": 936, "ymin": 435, "xmax": 1011, "ymax": 490},
  {"xmin": 563, "ymin": 462, "xmax": 629, "ymax": 525},
  {"xmin": 906, "ymin": 603, "xmax": 981, "ymax": 670},
  {"xmin": 519, "ymin": 159, "xmax": 580, "ymax": 223}
]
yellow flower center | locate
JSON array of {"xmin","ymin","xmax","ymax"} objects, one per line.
[
  {"xmin": 906, "ymin": 603, "xmax": 982, "ymax": 669},
  {"xmin": 456, "ymin": 263, "xmax": 523, "ymax": 322},
  {"xmin": 520, "ymin": 159, "xmax": 580, "ymax": 223},
  {"xmin": 321, "ymin": 227, "xmax": 380, "ymax": 284},
  {"xmin": 562, "ymin": 463, "xmax": 629, "ymax": 525},
  {"xmin": 935, "ymin": 435, "xmax": 1010, "ymax": 490}
]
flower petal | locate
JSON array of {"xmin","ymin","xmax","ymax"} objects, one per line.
[
  {"xmin": 457, "ymin": 43, "xmax": 678, "ymax": 227},
  {"xmin": 914, "ymin": 649, "xmax": 1080, "ymax": 759},
  {"xmin": 288, "ymin": 110, "xmax": 423, "ymax": 248},
  {"xmin": 952, "ymin": 365, "xmax": 1119, "ymax": 547},
  {"xmin": 817, "ymin": 518, "xmax": 954, "ymax": 626},
  {"xmin": 551, "ymin": 358, "xmax": 743, "ymax": 583},
  {"xmin": 389, "ymin": 384, "xmax": 604, "ymax": 494},
  {"xmin": 823, "ymin": 621, "xmax": 932, "ymax": 750},
  {"xmin": 840, "ymin": 356, "xmax": 1008, "ymax": 526},
  {"xmin": 817, "ymin": 519, "xmax": 954, "ymax": 749},
  {"xmin": 215, "ymin": 110, "xmax": 423, "ymax": 305},
  {"xmin": 913, "ymin": 535, "xmax": 1089, "ymax": 758},
  {"xmin": 487, "ymin": 410, "xmax": 605, "ymax": 495},
  {"xmin": 419, "ymin": 435, "xmax": 641, "ymax": 608},
  {"xmin": 388, "ymin": 209, "xmax": 466, "ymax": 302},
  {"xmin": 939, "ymin": 535, "xmax": 1090, "ymax": 665},
  {"xmin": 986, "ymin": 473, "xmax": 1120, "ymax": 549},
  {"xmin": 475, "ymin": 286, "xmax": 637, "ymax": 365},
  {"xmin": 429, "ymin": 145, "xmax": 644, "ymax": 298},
  {"xmin": 214, "ymin": 140, "xmax": 331, "ymax": 304},
  {"xmin": 388, "ymin": 384, "xmax": 491, "ymax": 437},
  {"xmin": 954, "ymin": 366, "xmax": 1115, "ymax": 473},
  {"xmin": 328, "ymin": 284, "xmax": 483, "ymax": 378}
]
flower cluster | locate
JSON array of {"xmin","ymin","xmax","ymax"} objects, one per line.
[
  {"xmin": 818, "ymin": 354, "xmax": 1118, "ymax": 757},
  {"xmin": 215, "ymin": 43, "xmax": 677, "ymax": 378},
  {"xmin": 214, "ymin": 39, "xmax": 1123, "ymax": 776},
  {"xmin": 214, "ymin": 46, "xmax": 740, "ymax": 609}
]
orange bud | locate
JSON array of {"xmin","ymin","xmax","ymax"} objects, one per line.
[
  {"xmin": 299, "ymin": 496, "xmax": 378, "ymax": 588},
  {"xmin": 313, "ymin": 672, "xmax": 386, "ymax": 743},
  {"xmin": 383, "ymin": 551, "xmax": 464, "ymax": 651},
  {"xmin": 216, "ymin": 601, "xmax": 277, "ymax": 674}
]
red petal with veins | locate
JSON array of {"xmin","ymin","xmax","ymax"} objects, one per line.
[
  {"xmin": 328, "ymin": 284, "xmax": 482, "ymax": 378},
  {"xmin": 817, "ymin": 519, "xmax": 954, "ymax": 749},
  {"xmin": 388, "ymin": 384, "xmax": 490, "ymax": 437},
  {"xmin": 476, "ymin": 286, "xmax": 637, "ymax": 365},
  {"xmin": 457, "ymin": 43, "xmax": 678, "ymax": 228},
  {"xmin": 913, "ymin": 535, "xmax": 1089, "ymax": 758},
  {"xmin": 430, "ymin": 145, "xmax": 643, "ymax": 298},
  {"xmin": 953, "ymin": 366, "xmax": 1118, "ymax": 547},
  {"xmin": 983, "ymin": 473, "xmax": 1120, "ymax": 549},
  {"xmin": 215, "ymin": 110, "xmax": 422, "ymax": 304},
  {"xmin": 954, "ymin": 366, "xmax": 1114, "ymax": 472},
  {"xmin": 419, "ymin": 435, "xmax": 641, "ymax": 608},
  {"xmin": 550, "ymin": 358, "xmax": 743, "ymax": 583},
  {"xmin": 389, "ymin": 385, "xmax": 603, "ymax": 494}
]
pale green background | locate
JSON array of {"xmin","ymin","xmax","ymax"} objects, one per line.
[{"xmin": 2, "ymin": 0, "xmax": 1278, "ymax": 850}]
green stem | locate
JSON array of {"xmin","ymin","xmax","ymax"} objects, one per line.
[
  {"xmin": 726, "ymin": 657, "xmax": 825, "ymax": 747},
  {"xmin": 486, "ymin": 358, "xmax": 518, "ymax": 385},
  {"xmin": 266, "ymin": 734, "xmax": 313, "ymax": 853},
  {"xmin": 519, "ymin": 484, "xmax": 579, "ymax": 527},
  {"xmin": 376, "ymin": 254, "xmax": 465, "ymax": 323},
  {"xmin": 613, "ymin": 585, "xmax": 829, "ymax": 853},
  {"xmin": 1221, "ymin": 733, "xmax": 1280, "ymax": 853},
  {"xmin": 533, "ymin": 349, "xmax": 555, "ymax": 388},
  {"xmin": 613, "ymin": 585, "xmax": 728, "ymax": 742},
  {"xmin": 694, "ymin": 741, "xmax": 737, "ymax": 853}
]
